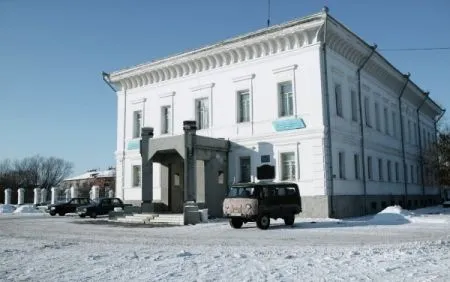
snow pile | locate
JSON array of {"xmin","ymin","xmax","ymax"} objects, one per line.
[
  {"xmin": 13, "ymin": 205, "xmax": 45, "ymax": 214},
  {"xmin": 370, "ymin": 206, "xmax": 413, "ymax": 224},
  {"xmin": 0, "ymin": 204, "xmax": 16, "ymax": 214}
]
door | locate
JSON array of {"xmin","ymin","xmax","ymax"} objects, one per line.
[{"xmin": 170, "ymin": 162, "xmax": 184, "ymax": 213}]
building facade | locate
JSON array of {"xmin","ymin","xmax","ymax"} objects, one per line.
[{"xmin": 106, "ymin": 9, "xmax": 444, "ymax": 218}]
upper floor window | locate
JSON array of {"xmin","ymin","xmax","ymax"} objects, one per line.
[
  {"xmin": 367, "ymin": 156, "xmax": 373, "ymax": 180},
  {"xmin": 132, "ymin": 110, "xmax": 142, "ymax": 138},
  {"xmin": 237, "ymin": 90, "xmax": 250, "ymax": 123},
  {"xmin": 407, "ymin": 120, "xmax": 412, "ymax": 143},
  {"xmin": 395, "ymin": 162, "xmax": 400, "ymax": 182},
  {"xmin": 364, "ymin": 97, "xmax": 371, "ymax": 127},
  {"xmin": 378, "ymin": 158, "xmax": 383, "ymax": 181},
  {"xmin": 351, "ymin": 90, "xmax": 358, "ymax": 122},
  {"xmin": 384, "ymin": 107, "xmax": 389, "ymax": 135},
  {"xmin": 278, "ymin": 81, "xmax": 293, "ymax": 117},
  {"xmin": 195, "ymin": 98, "xmax": 209, "ymax": 130},
  {"xmin": 335, "ymin": 84, "xmax": 343, "ymax": 117},
  {"xmin": 354, "ymin": 154, "xmax": 360, "ymax": 180},
  {"xmin": 280, "ymin": 152, "xmax": 296, "ymax": 181},
  {"xmin": 161, "ymin": 106, "xmax": 171, "ymax": 134},
  {"xmin": 375, "ymin": 103, "xmax": 380, "ymax": 131},
  {"xmin": 392, "ymin": 111, "xmax": 397, "ymax": 137},
  {"xmin": 338, "ymin": 151, "xmax": 346, "ymax": 179}
]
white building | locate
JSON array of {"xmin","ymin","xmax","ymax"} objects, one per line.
[{"xmin": 104, "ymin": 8, "xmax": 444, "ymax": 218}]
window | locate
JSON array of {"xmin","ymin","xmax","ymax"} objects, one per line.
[
  {"xmin": 405, "ymin": 164, "xmax": 409, "ymax": 183},
  {"xmin": 364, "ymin": 97, "xmax": 371, "ymax": 127},
  {"xmin": 132, "ymin": 165, "xmax": 141, "ymax": 187},
  {"xmin": 384, "ymin": 107, "xmax": 389, "ymax": 135},
  {"xmin": 378, "ymin": 158, "xmax": 383, "ymax": 181},
  {"xmin": 408, "ymin": 120, "xmax": 412, "ymax": 143},
  {"xmin": 354, "ymin": 154, "xmax": 360, "ymax": 180},
  {"xmin": 367, "ymin": 156, "xmax": 373, "ymax": 180},
  {"xmin": 351, "ymin": 90, "xmax": 358, "ymax": 121},
  {"xmin": 160, "ymin": 106, "xmax": 171, "ymax": 134},
  {"xmin": 416, "ymin": 166, "xmax": 420, "ymax": 185},
  {"xmin": 392, "ymin": 111, "xmax": 397, "ymax": 137},
  {"xmin": 410, "ymin": 165, "xmax": 414, "ymax": 184},
  {"xmin": 375, "ymin": 103, "xmax": 380, "ymax": 131},
  {"xmin": 395, "ymin": 162, "xmax": 399, "ymax": 182},
  {"xmin": 237, "ymin": 90, "xmax": 250, "ymax": 123},
  {"xmin": 278, "ymin": 81, "xmax": 293, "ymax": 117},
  {"xmin": 281, "ymin": 152, "xmax": 296, "ymax": 181},
  {"xmin": 387, "ymin": 160, "xmax": 392, "ymax": 182},
  {"xmin": 239, "ymin": 157, "xmax": 251, "ymax": 183},
  {"xmin": 338, "ymin": 152, "xmax": 345, "ymax": 179},
  {"xmin": 195, "ymin": 98, "xmax": 209, "ymax": 130},
  {"xmin": 413, "ymin": 122, "xmax": 417, "ymax": 145},
  {"xmin": 335, "ymin": 84, "xmax": 343, "ymax": 117},
  {"xmin": 132, "ymin": 110, "xmax": 142, "ymax": 138},
  {"xmin": 422, "ymin": 128, "xmax": 426, "ymax": 148}
]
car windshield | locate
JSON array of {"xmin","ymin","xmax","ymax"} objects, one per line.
[{"xmin": 227, "ymin": 186, "xmax": 256, "ymax": 198}]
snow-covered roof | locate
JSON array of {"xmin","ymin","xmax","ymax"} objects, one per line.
[{"xmin": 64, "ymin": 169, "xmax": 115, "ymax": 181}]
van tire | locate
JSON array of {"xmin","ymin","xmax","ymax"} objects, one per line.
[
  {"xmin": 229, "ymin": 218, "xmax": 243, "ymax": 229},
  {"xmin": 284, "ymin": 215, "xmax": 295, "ymax": 226},
  {"xmin": 257, "ymin": 215, "xmax": 270, "ymax": 230}
]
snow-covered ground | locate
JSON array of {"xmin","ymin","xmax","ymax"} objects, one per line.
[{"xmin": 0, "ymin": 206, "xmax": 449, "ymax": 281}]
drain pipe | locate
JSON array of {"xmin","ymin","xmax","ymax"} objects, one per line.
[
  {"xmin": 434, "ymin": 109, "xmax": 446, "ymax": 192},
  {"xmin": 356, "ymin": 44, "xmax": 377, "ymax": 214},
  {"xmin": 416, "ymin": 92, "xmax": 429, "ymax": 196},
  {"xmin": 321, "ymin": 7, "xmax": 335, "ymax": 217},
  {"xmin": 102, "ymin": 72, "xmax": 126, "ymax": 200},
  {"xmin": 398, "ymin": 73, "xmax": 410, "ymax": 207}
]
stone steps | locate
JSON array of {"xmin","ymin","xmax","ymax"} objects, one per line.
[{"xmin": 113, "ymin": 213, "xmax": 184, "ymax": 225}]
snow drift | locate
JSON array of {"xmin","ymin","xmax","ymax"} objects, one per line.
[
  {"xmin": 0, "ymin": 204, "xmax": 16, "ymax": 214},
  {"xmin": 13, "ymin": 205, "xmax": 45, "ymax": 214}
]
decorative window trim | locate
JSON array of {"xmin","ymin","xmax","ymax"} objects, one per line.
[
  {"xmin": 272, "ymin": 64, "xmax": 297, "ymax": 74},
  {"xmin": 232, "ymin": 74, "xmax": 255, "ymax": 83},
  {"xmin": 190, "ymin": 83, "xmax": 214, "ymax": 92},
  {"xmin": 159, "ymin": 91, "xmax": 176, "ymax": 98},
  {"xmin": 131, "ymin": 98, "xmax": 146, "ymax": 104}
]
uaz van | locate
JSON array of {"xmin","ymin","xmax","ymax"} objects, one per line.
[{"xmin": 223, "ymin": 181, "xmax": 302, "ymax": 230}]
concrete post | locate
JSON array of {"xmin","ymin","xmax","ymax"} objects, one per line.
[
  {"xmin": 91, "ymin": 185, "xmax": 99, "ymax": 200},
  {"xmin": 33, "ymin": 188, "xmax": 41, "ymax": 205},
  {"xmin": 17, "ymin": 188, "xmax": 25, "ymax": 205},
  {"xmin": 40, "ymin": 189, "xmax": 48, "ymax": 203},
  {"xmin": 70, "ymin": 186, "xmax": 77, "ymax": 198},
  {"xmin": 4, "ymin": 188, "xmax": 12, "ymax": 205},
  {"xmin": 183, "ymin": 120, "xmax": 197, "ymax": 202},
  {"xmin": 65, "ymin": 188, "xmax": 70, "ymax": 201},
  {"xmin": 51, "ymin": 187, "xmax": 58, "ymax": 204},
  {"xmin": 141, "ymin": 127, "xmax": 154, "ymax": 212}
]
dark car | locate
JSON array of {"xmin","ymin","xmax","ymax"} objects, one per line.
[
  {"xmin": 76, "ymin": 198, "xmax": 125, "ymax": 218},
  {"xmin": 48, "ymin": 197, "xmax": 92, "ymax": 216},
  {"xmin": 223, "ymin": 181, "xmax": 302, "ymax": 230}
]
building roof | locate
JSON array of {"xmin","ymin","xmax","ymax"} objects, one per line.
[
  {"xmin": 106, "ymin": 8, "xmax": 444, "ymax": 118},
  {"xmin": 64, "ymin": 169, "xmax": 115, "ymax": 181}
]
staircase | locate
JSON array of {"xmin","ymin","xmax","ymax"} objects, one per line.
[{"xmin": 115, "ymin": 213, "xmax": 185, "ymax": 226}]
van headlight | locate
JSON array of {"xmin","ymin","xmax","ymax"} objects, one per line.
[
  {"xmin": 246, "ymin": 204, "xmax": 252, "ymax": 210},
  {"xmin": 50, "ymin": 207, "xmax": 55, "ymax": 210}
]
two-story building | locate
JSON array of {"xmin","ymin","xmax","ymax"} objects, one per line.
[{"xmin": 104, "ymin": 8, "xmax": 444, "ymax": 218}]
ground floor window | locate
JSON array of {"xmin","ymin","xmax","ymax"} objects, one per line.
[
  {"xmin": 280, "ymin": 152, "xmax": 296, "ymax": 181},
  {"xmin": 132, "ymin": 165, "xmax": 141, "ymax": 187},
  {"xmin": 239, "ymin": 156, "xmax": 251, "ymax": 183}
]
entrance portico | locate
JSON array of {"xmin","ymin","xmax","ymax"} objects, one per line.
[{"xmin": 140, "ymin": 121, "xmax": 230, "ymax": 217}]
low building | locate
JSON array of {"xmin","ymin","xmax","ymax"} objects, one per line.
[
  {"xmin": 61, "ymin": 168, "xmax": 116, "ymax": 197},
  {"xmin": 105, "ymin": 8, "xmax": 444, "ymax": 218}
]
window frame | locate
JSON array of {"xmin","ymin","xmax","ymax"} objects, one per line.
[
  {"xmin": 160, "ymin": 105, "xmax": 171, "ymax": 134},
  {"xmin": 278, "ymin": 81, "xmax": 294, "ymax": 117},
  {"xmin": 132, "ymin": 165, "xmax": 141, "ymax": 187},
  {"xmin": 335, "ymin": 84, "xmax": 343, "ymax": 118},
  {"xmin": 195, "ymin": 97, "xmax": 210, "ymax": 130},
  {"xmin": 237, "ymin": 89, "xmax": 251, "ymax": 123},
  {"xmin": 132, "ymin": 110, "xmax": 142, "ymax": 139},
  {"xmin": 280, "ymin": 152, "xmax": 296, "ymax": 181}
]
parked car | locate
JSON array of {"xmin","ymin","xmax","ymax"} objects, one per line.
[
  {"xmin": 223, "ymin": 181, "xmax": 302, "ymax": 230},
  {"xmin": 76, "ymin": 198, "xmax": 126, "ymax": 218},
  {"xmin": 48, "ymin": 197, "xmax": 93, "ymax": 216}
]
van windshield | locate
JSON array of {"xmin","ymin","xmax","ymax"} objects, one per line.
[{"xmin": 227, "ymin": 186, "xmax": 256, "ymax": 198}]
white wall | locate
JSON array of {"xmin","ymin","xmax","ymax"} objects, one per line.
[{"xmin": 116, "ymin": 44, "xmax": 328, "ymax": 200}]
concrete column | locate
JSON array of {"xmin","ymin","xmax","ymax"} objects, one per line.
[
  {"xmin": 51, "ymin": 187, "xmax": 58, "ymax": 204},
  {"xmin": 65, "ymin": 188, "xmax": 70, "ymax": 201},
  {"xmin": 33, "ymin": 188, "xmax": 41, "ymax": 205},
  {"xmin": 17, "ymin": 188, "xmax": 25, "ymax": 205},
  {"xmin": 183, "ymin": 120, "xmax": 197, "ymax": 202},
  {"xmin": 91, "ymin": 185, "xmax": 99, "ymax": 200},
  {"xmin": 40, "ymin": 189, "xmax": 48, "ymax": 203},
  {"xmin": 70, "ymin": 186, "xmax": 77, "ymax": 198},
  {"xmin": 141, "ymin": 127, "xmax": 154, "ymax": 212},
  {"xmin": 4, "ymin": 188, "xmax": 12, "ymax": 205}
]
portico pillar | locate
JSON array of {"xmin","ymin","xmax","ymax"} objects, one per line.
[
  {"xmin": 140, "ymin": 127, "xmax": 154, "ymax": 212},
  {"xmin": 4, "ymin": 188, "xmax": 11, "ymax": 205},
  {"xmin": 70, "ymin": 185, "xmax": 77, "ymax": 198},
  {"xmin": 183, "ymin": 120, "xmax": 197, "ymax": 202},
  {"xmin": 51, "ymin": 187, "xmax": 58, "ymax": 204},
  {"xmin": 17, "ymin": 188, "xmax": 24, "ymax": 205},
  {"xmin": 91, "ymin": 185, "xmax": 99, "ymax": 200},
  {"xmin": 33, "ymin": 188, "xmax": 41, "ymax": 205}
]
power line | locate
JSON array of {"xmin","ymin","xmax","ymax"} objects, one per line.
[{"xmin": 380, "ymin": 47, "xmax": 450, "ymax": 52}]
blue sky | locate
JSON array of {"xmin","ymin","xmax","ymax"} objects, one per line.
[{"xmin": 1, "ymin": 0, "xmax": 449, "ymax": 176}]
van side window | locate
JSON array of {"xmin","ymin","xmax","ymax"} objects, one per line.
[
  {"xmin": 277, "ymin": 187, "xmax": 286, "ymax": 196},
  {"xmin": 286, "ymin": 186, "xmax": 297, "ymax": 196}
]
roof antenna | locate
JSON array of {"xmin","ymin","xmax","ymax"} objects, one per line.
[{"xmin": 267, "ymin": 0, "xmax": 271, "ymax": 27}]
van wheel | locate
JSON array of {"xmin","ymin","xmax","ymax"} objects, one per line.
[
  {"xmin": 284, "ymin": 215, "xmax": 295, "ymax": 226},
  {"xmin": 90, "ymin": 212, "xmax": 97, "ymax": 219},
  {"xmin": 49, "ymin": 211, "xmax": 56, "ymax": 216},
  {"xmin": 229, "ymin": 218, "xmax": 243, "ymax": 229},
  {"xmin": 257, "ymin": 215, "xmax": 270, "ymax": 230}
]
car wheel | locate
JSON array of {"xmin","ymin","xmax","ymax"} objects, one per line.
[
  {"xmin": 284, "ymin": 215, "xmax": 295, "ymax": 226},
  {"xmin": 229, "ymin": 218, "xmax": 243, "ymax": 229},
  {"xmin": 90, "ymin": 212, "xmax": 97, "ymax": 219},
  {"xmin": 49, "ymin": 211, "xmax": 56, "ymax": 216},
  {"xmin": 58, "ymin": 212, "xmax": 65, "ymax": 216},
  {"xmin": 256, "ymin": 215, "xmax": 270, "ymax": 230}
]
